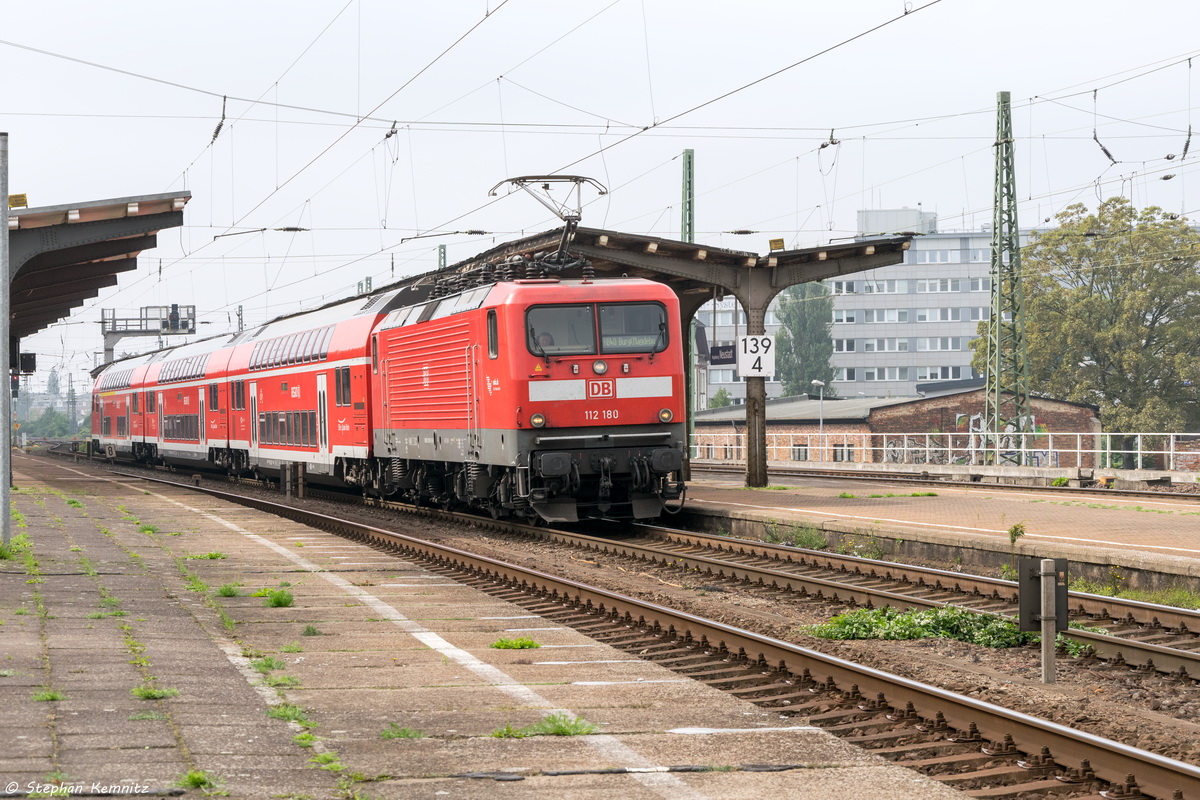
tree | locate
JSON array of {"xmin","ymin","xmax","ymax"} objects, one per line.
[
  {"xmin": 22, "ymin": 407, "xmax": 72, "ymax": 438},
  {"xmin": 708, "ymin": 388, "xmax": 733, "ymax": 409},
  {"xmin": 46, "ymin": 368, "xmax": 61, "ymax": 402},
  {"xmin": 1006, "ymin": 198, "xmax": 1200, "ymax": 431},
  {"xmin": 774, "ymin": 282, "xmax": 837, "ymax": 397}
]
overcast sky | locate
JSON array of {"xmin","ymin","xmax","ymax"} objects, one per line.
[{"xmin": 5, "ymin": 1, "xmax": 1199, "ymax": 392}]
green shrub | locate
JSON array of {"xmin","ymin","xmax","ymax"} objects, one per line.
[
  {"xmin": 216, "ymin": 583, "xmax": 240, "ymax": 597},
  {"xmin": 302, "ymin": 625, "xmax": 322, "ymax": 636}
]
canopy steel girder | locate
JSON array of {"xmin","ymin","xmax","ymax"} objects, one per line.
[
  {"xmin": 426, "ymin": 226, "xmax": 911, "ymax": 486},
  {"xmin": 8, "ymin": 192, "xmax": 189, "ymax": 341}
]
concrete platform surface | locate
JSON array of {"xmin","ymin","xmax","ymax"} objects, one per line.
[{"xmin": 0, "ymin": 453, "xmax": 967, "ymax": 799}]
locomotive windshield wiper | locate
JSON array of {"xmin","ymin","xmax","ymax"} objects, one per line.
[
  {"xmin": 648, "ymin": 322, "xmax": 666, "ymax": 362},
  {"xmin": 529, "ymin": 327, "xmax": 550, "ymax": 364}
]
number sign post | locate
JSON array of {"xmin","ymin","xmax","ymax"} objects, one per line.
[{"xmin": 737, "ymin": 336, "xmax": 775, "ymax": 378}]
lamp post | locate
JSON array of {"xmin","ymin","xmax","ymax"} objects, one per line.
[{"xmin": 811, "ymin": 380, "xmax": 825, "ymax": 460}]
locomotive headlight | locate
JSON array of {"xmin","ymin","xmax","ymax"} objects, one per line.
[
  {"xmin": 530, "ymin": 412, "xmax": 547, "ymax": 428},
  {"xmin": 658, "ymin": 408, "xmax": 673, "ymax": 423},
  {"xmin": 592, "ymin": 360, "xmax": 608, "ymax": 375}
]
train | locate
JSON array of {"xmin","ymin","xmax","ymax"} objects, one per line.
[{"xmin": 90, "ymin": 266, "xmax": 687, "ymax": 523}]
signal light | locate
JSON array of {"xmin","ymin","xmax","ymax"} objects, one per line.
[
  {"xmin": 592, "ymin": 360, "xmax": 608, "ymax": 375},
  {"xmin": 658, "ymin": 408, "xmax": 673, "ymax": 423},
  {"xmin": 530, "ymin": 413, "xmax": 546, "ymax": 428}
]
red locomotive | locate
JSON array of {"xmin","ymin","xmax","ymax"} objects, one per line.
[{"xmin": 91, "ymin": 268, "xmax": 687, "ymax": 522}]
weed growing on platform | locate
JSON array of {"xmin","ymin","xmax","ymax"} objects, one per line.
[
  {"xmin": 132, "ymin": 684, "xmax": 179, "ymax": 700},
  {"xmin": 293, "ymin": 732, "xmax": 317, "ymax": 747},
  {"xmin": 491, "ymin": 714, "xmax": 597, "ymax": 738},
  {"xmin": 32, "ymin": 689, "xmax": 64, "ymax": 702},
  {"xmin": 265, "ymin": 674, "xmax": 301, "ymax": 688},
  {"xmin": 216, "ymin": 583, "xmax": 240, "ymax": 597},
  {"xmin": 281, "ymin": 641, "xmax": 303, "ymax": 653},
  {"xmin": 129, "ymin": 710, "xmax": 166, "ymax": 721},
  {"xmin": 490, "ymin": 636, "xmax": 540, "ymax": 650},
  {"xmin": 302, "ymin": 625, "xmax": 322, "ymax": 636},
  {"xmin": 264, "ymin": 588, "xmax": 295, "ymax": 608},
  {"xmin": 66, "ymin": 498, "xmax": 85, "ymax": 509},
  {"xmin": 527, "ymin": 713, "xmax": 598, "ymax": 736},
  {"xmin": 251, "ymin": 656, "xmax": 287, "ymax": 673},
  {"xmin": 490, "ymin": 722, "xmax": 528, "ymax": 739},
  {"xmin": 186, "ymin": 552, "xmax": 227, "ymax": 560},
  {"xmin": 175, "ymin": 770, "xmax": 221, "ymax": 792},
  {"xmin": 309, "ymin": 752, "xmax": 344, "ymax": 772},
  {"xmin": 267, "ymin": 703, "xmax": 316, "ymax": 728},
  {"xmin": 837, "ymin": 492, "xmax": 856, "ymax": 499},
  {"xmin": 0, "ymin": 669, "xmax": 15, "ymax": 677},
  {"xmin": 381, "ymin": 723, "xmax": 426, "ymax": 739}
]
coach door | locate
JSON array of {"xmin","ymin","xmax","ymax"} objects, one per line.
[
  {"xmin": 198, "ymin": 387, "xmax": 206, "ymax": 447},
  {"xmin": 316, "ymin": 374, "xmax": 328, "ymax": 452},
  {"xmin": 249, "ymin": 381, "xmax": 258, "ymax": 460}
]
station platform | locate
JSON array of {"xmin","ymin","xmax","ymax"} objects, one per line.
[
  {"xmin": 0, "ymin": 453, "xmax": 968, "ymax": 800},
  {"xmin": 684, "ymin": 473, "xmax": 1200, "ymax": 585}
]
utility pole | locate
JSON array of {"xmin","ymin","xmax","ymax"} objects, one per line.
[
  {"xmin": 983, "ymin": 91, "xmax": 1031, "ymax": 465},
  {"xmin": 67, "ymin": 375, "xmax": 77, "ymax": 436},
  {"xmin": 2, "ymin": 132, "xmax": 11, "ymax": 546},
  {"xmin": 681, "ymin": 149, "xmax": 697, "ymax": 469}
]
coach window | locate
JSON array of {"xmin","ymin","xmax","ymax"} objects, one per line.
[
  {"xmin": 526, "ymin": 305, "xmax": 596, "ymax": 356},
  {"xmin": 209, "ymin": 383, "xmax": 219, "ymax": 411},
  {"xmin": 487, "ymin": 310, "xmax": 498, "ymax": 359},
  {"xmin": 335, "ymin": 366, "xmax": 352, "ymax": 407},
  {"xmin": 131, "ymin": 392, "xmax": 139, "ymax": 414},
  {"xmin": 599, "ymin": 302, "xmax": 668, "ymax": 354}
]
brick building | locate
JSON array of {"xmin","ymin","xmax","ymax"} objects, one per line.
[{"xmin": 693, "ymin": 389, "xmax": 1102, "ymax": 467}]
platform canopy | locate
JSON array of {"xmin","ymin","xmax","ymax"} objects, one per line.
[
  {"xmin": 7, "ymin": 191, "xmax": 190, "ymax": 340},
  {"xmin": 427, "ymin": 225, "xmax": 911, "ymax": 324},
  {"xmin": 421, "ymin": 225, "xmax": 912, "ymax": 488}
]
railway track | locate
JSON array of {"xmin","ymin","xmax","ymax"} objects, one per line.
[
  {"xmin": 92, "ymin": 466, "xmax": 1200, "ymax": 799},
  {"xmin": 63, "ymin": 445, "xmax": 1200, "ymax": 682},
  {"xmin": 524, "ymin": 522, "xmax": 1200, "ymax": 681}
]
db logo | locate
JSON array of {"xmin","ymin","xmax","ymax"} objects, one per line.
[{"xmin": 586, "ymin": 379, "xmax": 614, "ymax": 399}]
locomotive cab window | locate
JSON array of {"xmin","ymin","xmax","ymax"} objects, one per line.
[
  {"xmin": 526, "ymin": 305, "xmax": 596, "ymax": 356},
  {"xmin": 599, "ymin": 302, "xmax": 668, "ymax": 354},
  {"xmin": 487, "ymin": 310, "xmax": 498, "ymax": 359}
]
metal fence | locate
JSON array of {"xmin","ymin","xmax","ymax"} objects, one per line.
[{"xmin": 689, "ymin": 431, "xmax": 1200, "ymax": 472}]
